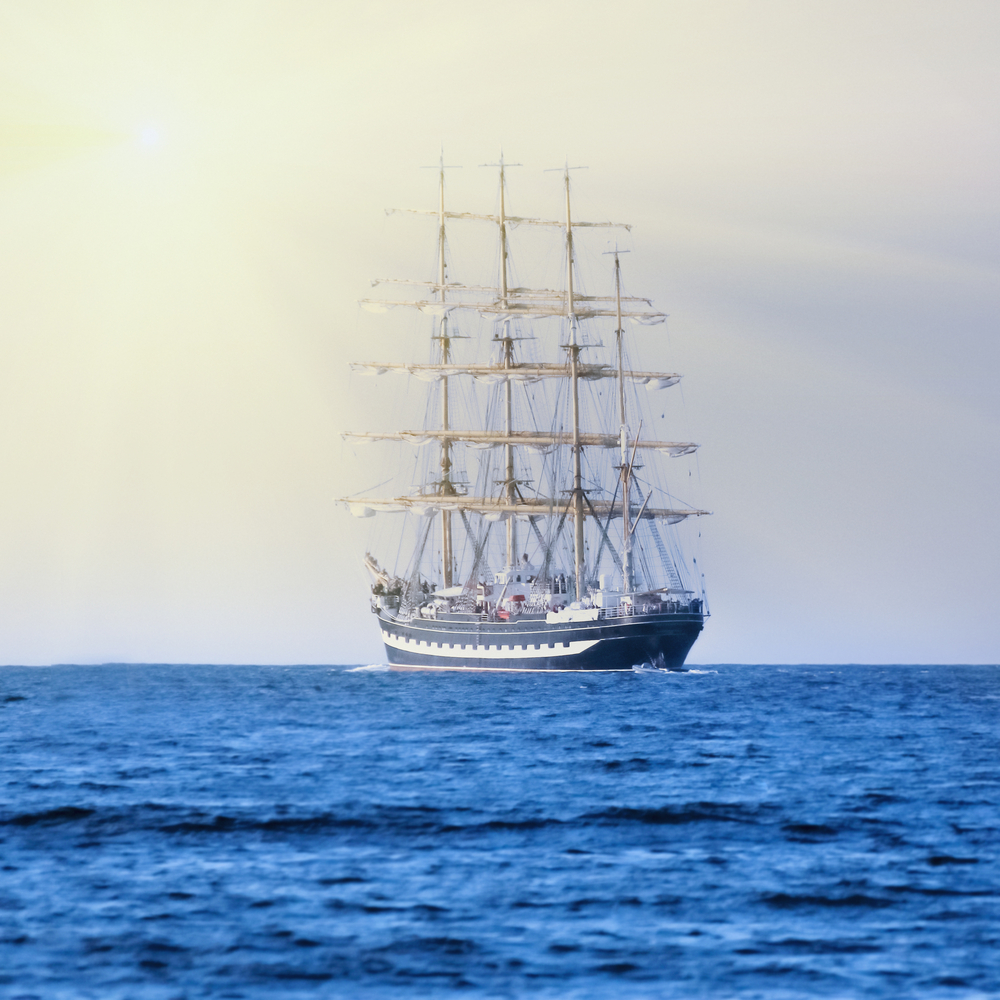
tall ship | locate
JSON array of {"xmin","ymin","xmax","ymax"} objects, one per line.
[{"xmin": 338, "ymin": 157, "xmax": 710, "ymax": 670}]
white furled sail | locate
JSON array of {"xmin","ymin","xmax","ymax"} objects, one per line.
[{"xmin": 348, "ymin": 361, "xmax": 680, "ymax": 387}]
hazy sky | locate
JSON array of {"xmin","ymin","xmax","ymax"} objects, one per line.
[{"xmin": 1, "ymin": 0, "xmax": 997, "ymax": 665}]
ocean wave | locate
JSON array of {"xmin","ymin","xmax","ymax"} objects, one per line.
[
  {"xmin": 1, "ymin": 799, "xmax": 786, "ymax": 839},
  {"xmin": 5, "ymin": 806, "xmax": 95, "ymax": 827},
  {"xmin": 583, "ymin": 802, "xmax": 765, "ymax": 825},
  {"xmin": 761, "ymin": 892, "xmax": 895, "ymax": 909}
]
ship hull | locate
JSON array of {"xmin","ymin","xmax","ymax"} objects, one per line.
[{"xmin": 375, "ymin": 608, "xmax": 703, "ymax": 671}]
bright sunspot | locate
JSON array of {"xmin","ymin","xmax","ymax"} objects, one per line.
[{"xmin": 138, "ymin": 124, "xmax": 161, "ymax": 148}]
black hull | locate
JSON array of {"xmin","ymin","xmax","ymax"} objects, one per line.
[{"xmin": 376, "ymin": 607, "xmax": 703, "ymax": 671}]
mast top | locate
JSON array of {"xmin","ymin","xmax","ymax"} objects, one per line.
[
  {"xmin": 480, "ymin": 150, "xmax": 522, "ymax": 171},
  {"xmin": 421, "ymin": 148, "xmax": 462, "ymax": 172},
  {"xmin": 544, "ymin": 160, "xmax": 588, "ymax": 175}
]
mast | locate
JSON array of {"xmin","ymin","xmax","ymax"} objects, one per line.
[
  {"xmin": 615, "ymin": 249, "xmax": 632, "ymax": 592},
  {"xmin": 436, "ymin": 153, "xmax": 454, "ymax": 587},
  {"xmin": 564, "ymin": 166, "xmax": 585, "ymax": 602},
  {"xmin": 499, "ymin": 157, "xmax": 516, "ymax": 569},
  {"xmin": 483, "ymin": 152, "xmax": 524, "ymax": 571}
]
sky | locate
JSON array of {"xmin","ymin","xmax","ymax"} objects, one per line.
[{"xmin": 0, "ymin": 0, "xmax": 997, "ymax": 665}]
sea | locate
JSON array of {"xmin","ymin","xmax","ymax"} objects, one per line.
[{"xmin": 0, "ymin": 664, "xmax": 996, "ymax": 999}]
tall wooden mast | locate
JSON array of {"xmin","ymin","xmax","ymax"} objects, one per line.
[
  {"xmin": 614, "ymin": 248, "xmax": 633, "ymax": 592},
  {"xmin": 563, "ymin": 166, "xmax": 585, "ymax": 602},
  {"xmin": 483, "ymin": 152, "xmax": 526, "ymax": 571},
  {"xmin": 498, "ymin": 156, "xmax": 516, "ymax": 569},
  {"xmin": 435, "ymin": 152, "xmax": 455, "ymax": 587}
]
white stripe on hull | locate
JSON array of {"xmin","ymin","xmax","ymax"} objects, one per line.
[
  {"xmin": 381, "ymin": 629, "xmax": 599, "ymax": 659},
  {"xmin": 388, "ymin": 662, "xmax": 622, "ymax": 672}
]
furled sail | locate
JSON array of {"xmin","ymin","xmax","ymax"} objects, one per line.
[
  {"xmin": 386, "ymin": 207, "xmax": 632, "ymax": 231},
  {"xmin": 343, "ymin": 429, "xmax": 698, "ymax": 457},
  {"xmin": 349, "ymin": 361, "xmax": 680, "ymax": 388},
  {"xmin": 338, "ymin": 494, "xmax": 709, "ymax": 521},
  {"xmin": 359, "ymin": 298, "xmax": 666, "ymax": 323}
]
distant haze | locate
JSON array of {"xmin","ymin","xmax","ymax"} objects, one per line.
[{"xmin": 0, "ymin": 0, "xmax": 997, "ymax": 665}]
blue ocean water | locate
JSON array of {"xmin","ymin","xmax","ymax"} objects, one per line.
[{"xmin": 0, "ymin": 664, "xmax": 996, "ymax": 999}]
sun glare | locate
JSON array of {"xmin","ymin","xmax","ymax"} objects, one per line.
[{"xmin": 138, "ymin": 125, "xmax": 162, "ymax": 148}]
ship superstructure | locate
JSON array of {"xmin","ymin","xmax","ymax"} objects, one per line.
[{"xmin": 338, "ymin": 157, "xmax": 709, "ymax": 670}]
